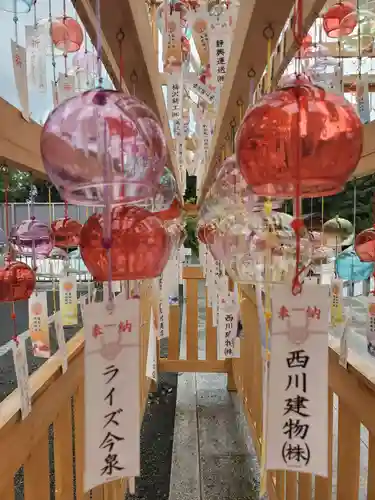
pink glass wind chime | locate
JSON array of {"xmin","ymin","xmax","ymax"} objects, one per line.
[{"xmin": 40, "ymin": 0, "xmax": 177, "ymax": 312}]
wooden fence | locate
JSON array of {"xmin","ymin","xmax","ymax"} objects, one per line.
[
  {"xmin": 159, "ymin": 266, "xmax": 375, "ymax": 500},
  {"xmin": 0, "ymin": 280, "xmax": 154, "ymax": 500},
  {"xmin": 1, "ymin": 266, "xmax": 375, "ymax": 499}
]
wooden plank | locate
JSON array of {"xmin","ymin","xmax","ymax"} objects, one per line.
[
  {"xmin": 74, "ymin": 381, "xmax": 85, "ymax": 500},
  {"xmin": 159, "ymin": 359, "xmax": 230, "ymax": 373},
  {"xmin": 285, "ymin": 471, "xmax": 297, "ymax": 500},
  {"xmin": 54, "ymin": 401, "xmax": 74, "ymax": 500},
  {"xmin": 276, "ymin": 471, "xmax": 285, "ymax": 500},
  {"xmin": 198, "ymin": 0, "xmax": 296, "ymax": 203},
  {"xmin": 168, "ymin": 304, "xmax": 181, "ymax": 360},
  {"xmin": 368, "ymin": 433, "xmax": 375, "ymax": 500},
  {"xmin": 182, "ymin": 266, "xmax": 204, "ymax": 280},
  {"xmin": 270, "ymin": 0, "xmax": 327, "ymax": 89},
  {"xmin": 298, "ymin": 473, "xmax": 312, "ymax": 500},
  {"xmin": 336, "ymin": 398, "xmax": 360, "ymax": 500},
  {"xmin": 75, "ymin": 0, "xmax": 181, "ymax": 197},
  {"xmin": 0, "ymin": 98, "xmax": 45, "ymax": 177},
  {"xmin": 24, "ymin": 432, "xmax": 50, "ymax": 499},
  {"xmin": 2, "ymin": 482, "xmax": 14, "ymax": 500},
  {"xmin": 0, "ymin": 334, "xmax": 84, "ymax": 497},
  {"xmin": 315, "ymin": 389, "xmax": 333, "ymax": 500},
  {"xmin": 186, "ymin": 277, "xmax": 199, "ymax": 360},
  {"xmin": 353, "ymin": 121, "xmax": 375, "ymax": 179},
  {"xmin": 205, "ymin": 287, "xmax": 217, "ymax": 361}
]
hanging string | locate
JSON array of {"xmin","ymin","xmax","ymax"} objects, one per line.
[
  {"xmin": 96, "ymin": 0, "xmax": 103, "ymax": 87},
  {"xmin": 63, "ymin": 0, "xmax": 68, "ymax": 77},
  {"xmin": 49, "ymin": 0, "xmax": 58, "ymax": 105},
  {"xmin": 3, "ymin": 168, "xmax": 18, "ymax": 344},
  {"xmin": 33, "ymin": 0, "xmax": 37, "ymax": 29},
  {"xmin": 267, "ymin": 38, "xmax": 272, "ymax": 91},
  {"xmin": 13, "ymin": 0, "xmax": 18, "ymax": 45}
]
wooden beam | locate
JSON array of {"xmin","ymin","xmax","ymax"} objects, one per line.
[
  {"xmin": 75, "ymin": 0, "xmax": 182, "ymax": 198},
  {"xmin": 353, "ymin": 120, "xmax": 375, "ymax": 179},
  {"xmin": 198, "ymin": 0, "xmax": 297, "ymax": 204},
  {"xmin": 270, "ymin": 0, "xmax": 328, "ymax": 89},
  {"xmin": 0, "ymin": 98, "xmax": 45, "ymax": 177}
]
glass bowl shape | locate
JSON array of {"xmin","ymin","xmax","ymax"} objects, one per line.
[
  {"xmin": 336, "ymin": 244, "xmax": 375, "ymax": 280},
  {"xmin": 9, "ymin": 219, "xmax": 53, "ymax": 258},
  {"xmin": 236, "ymin": 74, "xmax": 363, "ymax": 198},
  {"xmin": 41, "ymin": 90, "xmax": 167, "ymax": 207},
  {"xmin": 354, "ymin": 227, "xmax": 375, "ymax": 262},
  {"xmin": 0, "ymin": 257, "xmax": 36, "ymax": 302},
  {"xmin": 340, "ymin": 10, "xmax": 375, "ymax": 54},
  {"xmin": 322, "ymin": 217, "xmax": 354, "ymax": 248},
  {"xmin": 80, "ymin": 206, "xmax": 171, "ymax": 281},
  {"xmin": 134, "ymin": 167, "xmax": 177, "ymax": 213}
]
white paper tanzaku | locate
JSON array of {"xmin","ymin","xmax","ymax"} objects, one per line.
[
  {"xmin": 84, "ymin": 299, "xmax": 140, "ymax": 491},
  {"xmin": 266, "ymin": 284, "xmax": 329, "ymax": 477}
]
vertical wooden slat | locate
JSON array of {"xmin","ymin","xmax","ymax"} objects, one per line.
[
  {"xmin": 367, "ymin": 433, "xmax": 375, "ymax": 500},
  {"xmin": 2, "ymin": 481, "xmax": 14, "ymax": 500},
  {"xmin": 54, "ymin": 401, "xmax": 74, "ymax": 500},
  {"xmin": 24, "ymin": 432, "xmax": 50, "ymax": 499},
  {"xmin": 337, "ymin": 397, "xmax": 361, "ymax": 500},
  {"xmin": 298, "ymin": 473, "xmax": 312, "ymax": 500},
  {"xmin": 315, "ymin": 389, "xmax": 333, "ymax": 500},
  {"xmin": 286, "ymin": 471, "xmax": 297, "ymax": 500},
  {"xmin": 92, "ymin": 486, "xmax": 104, "ymax": 500},
  {"xmin": 186, "ymin": 277, "xmax": 198, "ymax": 360},
  {"xmin": 168, "ymin": 304, "xmax": 180, "ymax": 360},
  {"xmin": 276, "ymin": 470, "xmax": 285, "ymax": 500},
  {"xmin": 74, "ymin": 380, "xmax": 85, "ymax": 500},
  {"xmin": 205, "ymin": 287, "xmax": 217, "ymax": 361}
]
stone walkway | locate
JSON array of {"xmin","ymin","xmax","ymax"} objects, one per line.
[{"xmin": 168, "ymin": 278, "xmax": 371, "ymax": 500}]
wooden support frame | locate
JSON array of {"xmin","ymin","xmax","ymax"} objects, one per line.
[
  {"xmin": 75, "ymin": 0, "xmax": 182, "ymax": 199},
  {"xmin": 198, "ymin": 0, "xmax": 298, "ymax": 204},
  {"xmin": 0, "ymin": 98, "xmax": 45, "ymax": 177}
]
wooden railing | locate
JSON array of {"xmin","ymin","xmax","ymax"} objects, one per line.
[
  {"xmin": 235, "ymin": 284, "xmax": 375, "ymax": 500},
  {"xmin": 158, "ymin": 266, "xmax": 233, "ymax": 386},
  {"xmin": 1, "ymin": 266, "xmax": 375, "ymax": 500},
  {"xmin": 0, "ymin": 280, "xmax": 154, "ymax": 500}
]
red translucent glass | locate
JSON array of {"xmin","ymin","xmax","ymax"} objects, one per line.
[
  {"xmin": 0, "ymin": 257, "xmax": 35, "ymax": 302},
  {"xmin": 354, "ymin": 228, "xmax": 375, "ymax": 262},
  {"xmin": 154, "ymin": 198, "xmax": 182, "ymax": 222},
  {"xmin": 236, "ymin": 76, "xmax": 363, "ymax": 199},
  {"xmin": 197, "ymin": 222, "xmax": 217, "ymax": 245},
  {"xmin": 322, "ymin": 2, "xmax": 356, "ymax": 38},
  {"xmin": 51, "ymin": 17, "xmax": 83, "ymax": 53},
  {"xmin": 52, "ymin": 218, "xmax": 82, "ymax": 249},
  {"xmin": 9, "ymin": 219, "xmax": 53, "ymax": 258},
  {"xmin": 80, "ymin": 206, "xmax": 171, "ymax": 281},
  {"xmin": 41, "ymin": 90, "xmax": 167, "ymax": 207}
]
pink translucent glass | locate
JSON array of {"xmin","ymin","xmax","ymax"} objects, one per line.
[
  {"xmin": 0, "ymin": 228, "xmax": 6, "ymax": 248},
  {"xmin": 323, "ymin": 2, "xmax": 356, "ymax": 38},
  {"xmin": 41, "ymin": 90, "xmax": 167, "ymax": 207},
  {"xmin": 236, "ymin": 75, "xmax": 363, "ymax": 199},
  {"xmin": 9, "ymin": 219, "xmax": 53, "ymax": 258},
  {"xmin": 355, "ymin": 228, "xmax": 375, "ymax": 262},
  {"xmin": 49, "ymin": 247, "xmax": 69, "ymax": 260},
  {"xmin": 0, "ymin": 256, "xmax": 35, "ymax": 302},
  {"xmin": 80, "ymin": 206, "xmax": 171, "ymax": 281},
  {"xmin": 72, "ymin": 51, "xmax": 97, "ymax": 75},
  {"xmin": 51, "ymin": 218, "xmax": 82, "ymax": 249},
  {"xmin": 135, "ymin": 167, "xmax": 177, "ymax": 212},
  {"xmin": 51, "ymin": 17, "xmax": 84, "ymax": 53}
]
